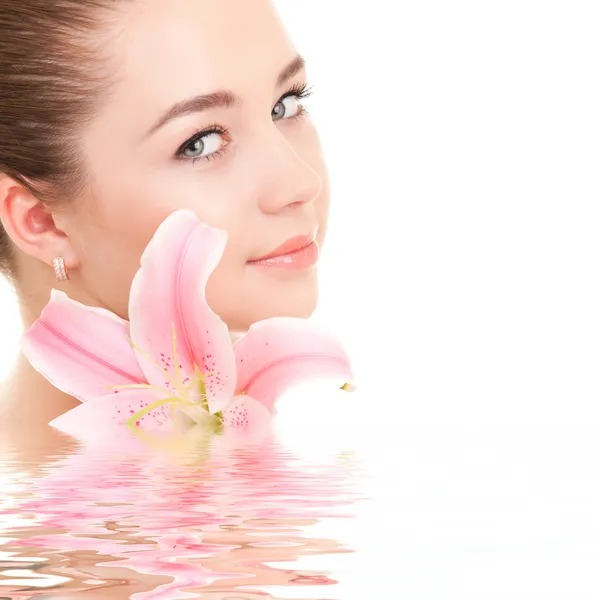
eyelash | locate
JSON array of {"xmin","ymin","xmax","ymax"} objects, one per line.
[{"xmin": 174, "ymin": 82, "xmax": 314, "ymax": 166}]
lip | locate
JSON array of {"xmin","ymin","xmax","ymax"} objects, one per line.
[
  {"xmin": 249, "ymin": 234, "xmax": 315, "ymax": 263},
  {"xmin": 248, "ymin": 234, "xmax": 319, "ymax": 271}
]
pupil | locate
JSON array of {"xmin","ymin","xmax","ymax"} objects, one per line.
[
  {"xmin": 188, "ymin": 138, "xmax": 204, "ymax": 156},
  {"xmin": 273, "ymin": 102, "xmax": 284, "ymax": 119}
]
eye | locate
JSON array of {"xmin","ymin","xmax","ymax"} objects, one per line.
[
  {"xmin": 176, "ymin": 129, "xmax": 227, "ymax": 162},
  {"xmin": 272, "ymin": 96, "xmax": 302, "ymax": 121},
  {"xmin": 272, "ymin": 83, "xmax": 313, "ymax": 122}
]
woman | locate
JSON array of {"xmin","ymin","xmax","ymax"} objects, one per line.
[{"xmin": 0, "ymin": 0, "xmax": 331, "ymax": 433}]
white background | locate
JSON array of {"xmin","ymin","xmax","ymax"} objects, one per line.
[
  {"xmin": 279, "ymin": 0, "xmax": 600, "ymax": 426},
  {"xmin": 2, "ymin": 1, "xmax": 600, "ymax": 597}
]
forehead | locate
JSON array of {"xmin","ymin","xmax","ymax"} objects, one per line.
[{"xmin": 114, "ymin": 0, "xmax": 294, "ymax": 92}]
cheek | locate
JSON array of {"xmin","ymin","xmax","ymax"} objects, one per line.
[
  {"xmin": 88, "ymin": 156, "xmax": 247, "ymax": 236},
  {"xmin": 83, "ymin": 173, "xmax": 249, "ymax": 270},
  {"xmin": 296, "ymin": 124, "xmax": 331, "ymax": 238},
  {"xmin": 317, "ymin": 177, "xmax": 331, "ymax": 244},
  {"xmin": 203, "ymin": 258, "xmax": 247, "ymax": 331}
]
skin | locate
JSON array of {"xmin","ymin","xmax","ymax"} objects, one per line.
[{"xmin": 0, "ymin": 0, "xmax": 330, "ymax": 430}]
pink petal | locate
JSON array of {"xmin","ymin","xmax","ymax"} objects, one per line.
[
  {"xmin": 221, "ymin": 394, "xmax": 273, "ymax": 430},
  {"xmin": 20, "ymin": 290, "xmax": 147, "ymax": 403},
  {"xmin": 212, "ymin": 395, "xmax": 275, "ymax": 449},
  {"xmin": 129, "ymin": 210, "xmax": 236, "ymax": 413},
  {"xmin": 233, "ymin": 318, "xmax": 354, "ymax": 413},
  {"xmin": 49, "ymin": 389, "xmax": 173, "ymax": 444}
]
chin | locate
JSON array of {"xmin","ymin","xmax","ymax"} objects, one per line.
[
  {"xmin": 221, "ymin": 282, "xmax": 319, "ymax": 333},
  {"xmin": 208, "ymin": 264, "xmax": 321, "ymax": 332}
]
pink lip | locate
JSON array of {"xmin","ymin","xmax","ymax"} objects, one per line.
[
  {"xmin": 248, "ymin": 237, "xmax": 319, "ymax": 270},
  {"xmin": 250, "ymin": 235, "xmax": 314, "ymax": 262}
]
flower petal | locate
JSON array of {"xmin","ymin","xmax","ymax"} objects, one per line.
[
  {"xmin": 221, "ymin": 395, "xmax": 272, "ymax": 428},
  {"xmin": 49, "ymin": 389, "xmax": 173, "ymax": 444},
  {"xmin": 128, "ymin": 210, "xmax": 236, "ymax": 413},
  {"xmin": 213, "ymin": 395, "xmax": 275, "ymax": 449},
  {"xmin": 233, "ymin": 318, "xmax": 354, "ymax": 413},
  {"xmin": 20, "ymin": 290, "xmax": 147, "ymax": 403}
]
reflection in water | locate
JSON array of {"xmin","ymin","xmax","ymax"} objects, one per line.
[{"xmin": 0, "ymin": 430, "xmax": 363, "ymax": 599}]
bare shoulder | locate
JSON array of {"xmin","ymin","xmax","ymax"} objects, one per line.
[
  {"xmin": 0, "ymin": 375, "xmax": 17, "ymax": 419},
  {"xmin": 0, "ymin": 361, "xmax": 78, "ymax": 451},
  {"xmin": 0, "ymin": 384, "xmax": 74, "ymax": 455}
]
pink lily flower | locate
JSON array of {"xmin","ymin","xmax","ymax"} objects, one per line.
[{"xmin": 21, "ymin": 209, "xmax": 354, "ymax": 443}]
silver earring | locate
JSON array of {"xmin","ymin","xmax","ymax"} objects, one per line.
[{"xmin": 53, "ymin": 257, "xmax": 69, "ymax": 282}]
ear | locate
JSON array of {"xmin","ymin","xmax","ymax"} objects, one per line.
[{"xmin": 0, "ymin": 177, "xmax": 79, "ymax": 271}]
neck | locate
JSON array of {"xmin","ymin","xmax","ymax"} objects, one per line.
[{"xmin": 13, "ymin": 254, "xmax": 56, "ymax": 329}]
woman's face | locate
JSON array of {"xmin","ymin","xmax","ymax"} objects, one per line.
[{"xmin": 60, "ymin": 0, "xmax": 329, "ymax": 332}]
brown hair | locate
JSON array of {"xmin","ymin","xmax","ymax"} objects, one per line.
[{"xmin": 0, "ymin": 1, "xmax": 127, "ymax": 280}]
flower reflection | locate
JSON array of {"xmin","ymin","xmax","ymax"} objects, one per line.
[{"xmin": 0, "ymin": 431, "xmax": 361, "ymax": 599}]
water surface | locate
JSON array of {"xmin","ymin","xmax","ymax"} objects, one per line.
[{"xmin": 0, "ymin": 424, "xmax": 365, "ymax": 599}]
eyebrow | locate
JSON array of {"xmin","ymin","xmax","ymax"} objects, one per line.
[{"xmin": 144, "ymin": 54, "xmax": 306, "ymax": 139}]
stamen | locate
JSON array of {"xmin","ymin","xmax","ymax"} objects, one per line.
[
  {"xmin": 125, "ymin": 396, "xmax": 195, "ymax": 431},
  {"xmin": 194, "ymin": 364, "xmax": 209, "ymax": 411}
]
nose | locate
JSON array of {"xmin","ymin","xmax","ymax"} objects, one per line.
[{"xmin": 252, "ymin": 127, "xmax": 323, "ymax": 215}]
